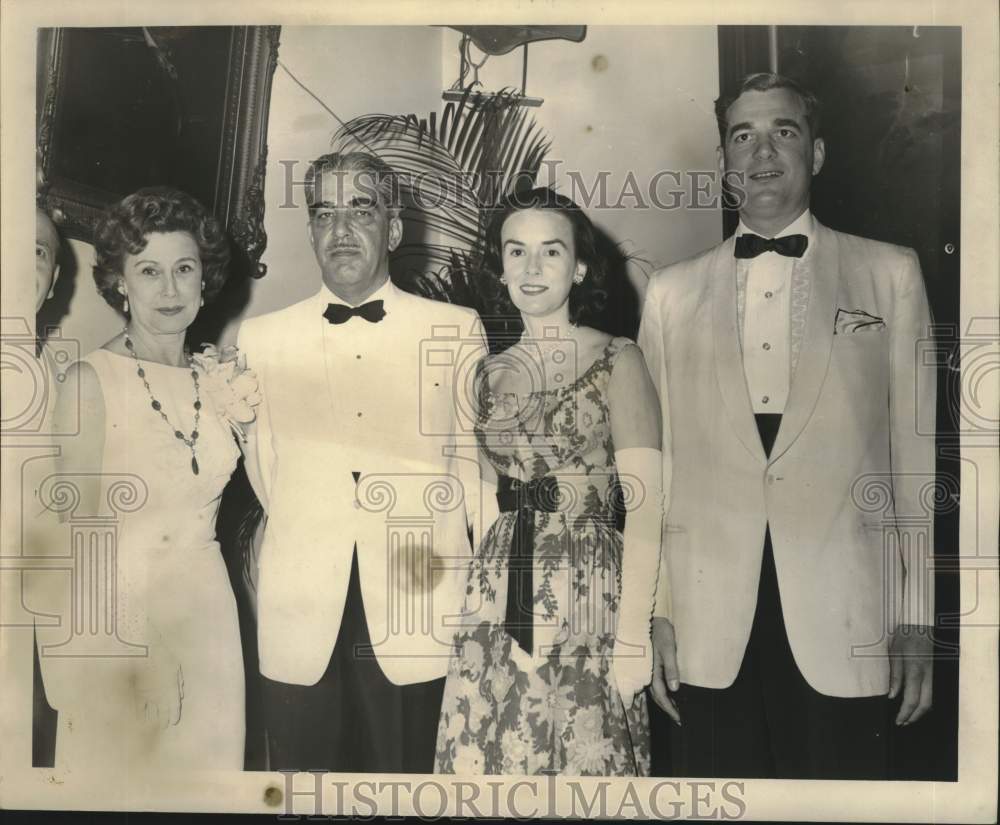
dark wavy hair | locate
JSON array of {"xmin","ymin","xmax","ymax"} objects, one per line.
[
  {"xmin": 481, "ymin": 187, "xmax": 608, "ymax": 327},
  {"xmin": 92, "ymin": 187, "xmax": 230, "ymax": 314},
  {"xmin": 714, "ymin": 72, "xmax": 822, "ymax": 144}
]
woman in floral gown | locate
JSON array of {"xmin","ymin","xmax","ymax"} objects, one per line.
[{"xmin": 435, "ymin": 188, "xmax": 666, "ymax": 776}]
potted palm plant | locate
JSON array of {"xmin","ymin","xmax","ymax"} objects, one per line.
[{"xmin": 329, "ymin": 87, "xmax": 552, "ymax": 350}]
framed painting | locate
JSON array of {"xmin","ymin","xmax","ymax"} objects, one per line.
[{"xmin": 36, "ymin": 25, "xmax": 280, "ymax": 277}]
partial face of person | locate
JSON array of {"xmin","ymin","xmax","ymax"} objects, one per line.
[
  {"xmin": 718, "ymin": 87, "xmax": 825, "ymax": 235},
  {"xmin": 500, "ymin": 208, "xmax": 586, "ymax": 320},
  {"xmin": 119, "ymin": 231, "xmax": 203, "ymax": 335},
  {"xmin": 307, "ymin": 168, "xmax": 402, "ymax": 300},
  {"xmin": 35, "ymin": 208, "xmax": 61, "ymax": 313}
]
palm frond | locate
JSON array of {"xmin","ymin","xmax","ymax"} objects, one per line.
[{"xmin": 330, "ymin": 88, "xmax": 551, "ymax": 333}]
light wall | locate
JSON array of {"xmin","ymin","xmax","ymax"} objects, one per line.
[
  {"xmin": 440, "ymin": 26, "xmax": 723, "ymax": 297},
  {"xmin": 48, "ymin": 25, "xmax": 445, "ymax": 355},
  {"xmin": 42, "ymin": 238, "xmax": 119, "ymax": 357},
  {"xmin": 223, "ymin": 25, "xmax": 446, "ymax": 344},
  {"xmin": 46, "ymin": 26, "xmax": 721, "ymax": 354}
]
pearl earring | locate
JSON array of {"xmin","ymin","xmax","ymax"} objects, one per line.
[
  {"xmin": 123, "ymin": 296, "xmax": 129, "ymax": 314},
  {"xmin": 200, "ymin": 296, "xmax": 205, "ymax": 307}
]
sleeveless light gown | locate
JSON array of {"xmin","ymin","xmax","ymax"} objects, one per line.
[{"xmin": 50, "ymin": 349, "xmax": 245, "ymax": 772}]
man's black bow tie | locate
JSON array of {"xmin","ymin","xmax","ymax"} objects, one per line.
[
  {"xmin": 323, "ymin": 300, "xmax": 386, "ymax": 325},
  {"xmin": 734, "ymin": 233, "xmax": 809, "ymax": 259}
]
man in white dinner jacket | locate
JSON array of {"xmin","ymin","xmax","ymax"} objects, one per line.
[
  {"xmin": 237, "ymin": 151, "xmax": 487, "ymax": 772},
  {"xmin": 638, "ymin": 73, "xmax": 936, "ymax": 779}
]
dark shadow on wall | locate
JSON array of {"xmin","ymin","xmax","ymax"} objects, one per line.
[
  {"xmin": 593, "ymin": 223, "xmax": 642, "ymax": 340},
  {"xmin": 32, "ymin": 234, "xmax": 78, "ymax": 768},
  {"xmin": 35, "ymin": 232, "xmax": 79, "ymax": 345},
  {"xmin": 215, "ymin": 456, "xmax": 267, "ymax": 771},
  {"xmin": 31, "ymin": 631, "xmax": 58, "ymax": 767},
  {"xmin": 185, "ymin": 241, "xmax": 257, "ymax": 349}
]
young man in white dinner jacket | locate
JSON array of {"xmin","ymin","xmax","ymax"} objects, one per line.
[
  {"xmin": 237, "ymin": 151, "xmax": 487, "ymax": 773},
  {"xmin": 638, "ymin": 73, "xmax": 937, "ymax": 779}
]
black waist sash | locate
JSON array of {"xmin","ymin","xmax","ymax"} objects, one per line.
[{"xmin": 496, "ymin": 474, "xmax": 560, "ymax": 656}]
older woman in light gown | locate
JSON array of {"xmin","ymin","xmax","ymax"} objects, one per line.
[{"xmin": 39, "ymin": 187, "xmax": 251, "ymax": 772}]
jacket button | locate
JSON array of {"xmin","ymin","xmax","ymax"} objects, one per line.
[{"xmin": 767, "ymin": 474, "xmax": 775, "ymax": 485}]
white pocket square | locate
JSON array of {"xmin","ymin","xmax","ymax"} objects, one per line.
[{"xmin": 834, "ymin": 308, "xmax": 886, "ymax": 335}]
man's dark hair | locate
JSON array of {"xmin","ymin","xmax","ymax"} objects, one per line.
[
  {"xmin": 304, "ymin": 151, "xmax": 401, "ymax": 214},
  {"xmin": 714, "ymin": 72, "xmax": 822, "ymax": 144}
]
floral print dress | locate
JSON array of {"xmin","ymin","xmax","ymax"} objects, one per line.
[{"xmin": 434, "ymin": 337, "xmax": 650, "ymax": 776}]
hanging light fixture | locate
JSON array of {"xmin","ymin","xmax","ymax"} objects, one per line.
[{"xmin": 441, "ymin": 25, "xmax": 587, "ymax": 108}]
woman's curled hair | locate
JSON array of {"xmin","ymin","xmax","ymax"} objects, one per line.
[{"xmin": 92, "ymin": 186, "xmax": 230, "ymax": 313}]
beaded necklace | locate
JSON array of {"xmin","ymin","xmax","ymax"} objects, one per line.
[{"xmin": 123, "ymin": 328, "xmax": 201, "ymax": 475}]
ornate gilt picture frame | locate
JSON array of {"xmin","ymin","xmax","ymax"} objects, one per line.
[{"xmin": 36, "ymin": 25, "xmax": 280, "ymax": 277}]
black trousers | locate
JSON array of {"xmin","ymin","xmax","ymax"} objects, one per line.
[
  {"xmin": 261, "ymin": 548, "xmax": 445, "ymax": 773},
  {"xmin": 669, "ymin": 414, "xmax": 889, "ymax": 780}
]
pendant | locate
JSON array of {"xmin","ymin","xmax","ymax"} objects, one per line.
[{"xmin": 191, "ymin": 455, "xmax": 200, "ymax": 476}]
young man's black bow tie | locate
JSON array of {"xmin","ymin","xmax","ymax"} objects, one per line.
[
  {"xmin": 734, "ymin": 233, "xmax": 809, "ymax": 259},
  {"xmin": 323, "ymin": 300, "xmax": 386, "ymax": 325}
]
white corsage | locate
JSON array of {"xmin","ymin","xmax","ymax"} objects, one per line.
[{"xmin": 191, "ymin": 344, "xmax": 262, "ymax": 442}]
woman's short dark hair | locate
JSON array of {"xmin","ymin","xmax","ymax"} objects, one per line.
[
  {"xmin": 482, "ymin": 187, "xmax": 608, "ymax": 327},
  {"xmin": 92, "ymin": 186, "xmax": 230, "ymax": 314}
]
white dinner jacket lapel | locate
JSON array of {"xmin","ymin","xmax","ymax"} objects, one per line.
[
  {"xmin": 769, "ymin": 222, "xmax": 839, "ymax": 461},
  {"xmin": 711, "ymin": 222, "xmax": 841, "ymax": 465},
  {"xmin": 711, "ymin": 235, "xmax": 767, "ymax": 464}
]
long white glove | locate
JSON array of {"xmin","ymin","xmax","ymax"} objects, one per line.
[{"xmin": 611, "ymin": 446, "xmax": 664, "ymax": 705}]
